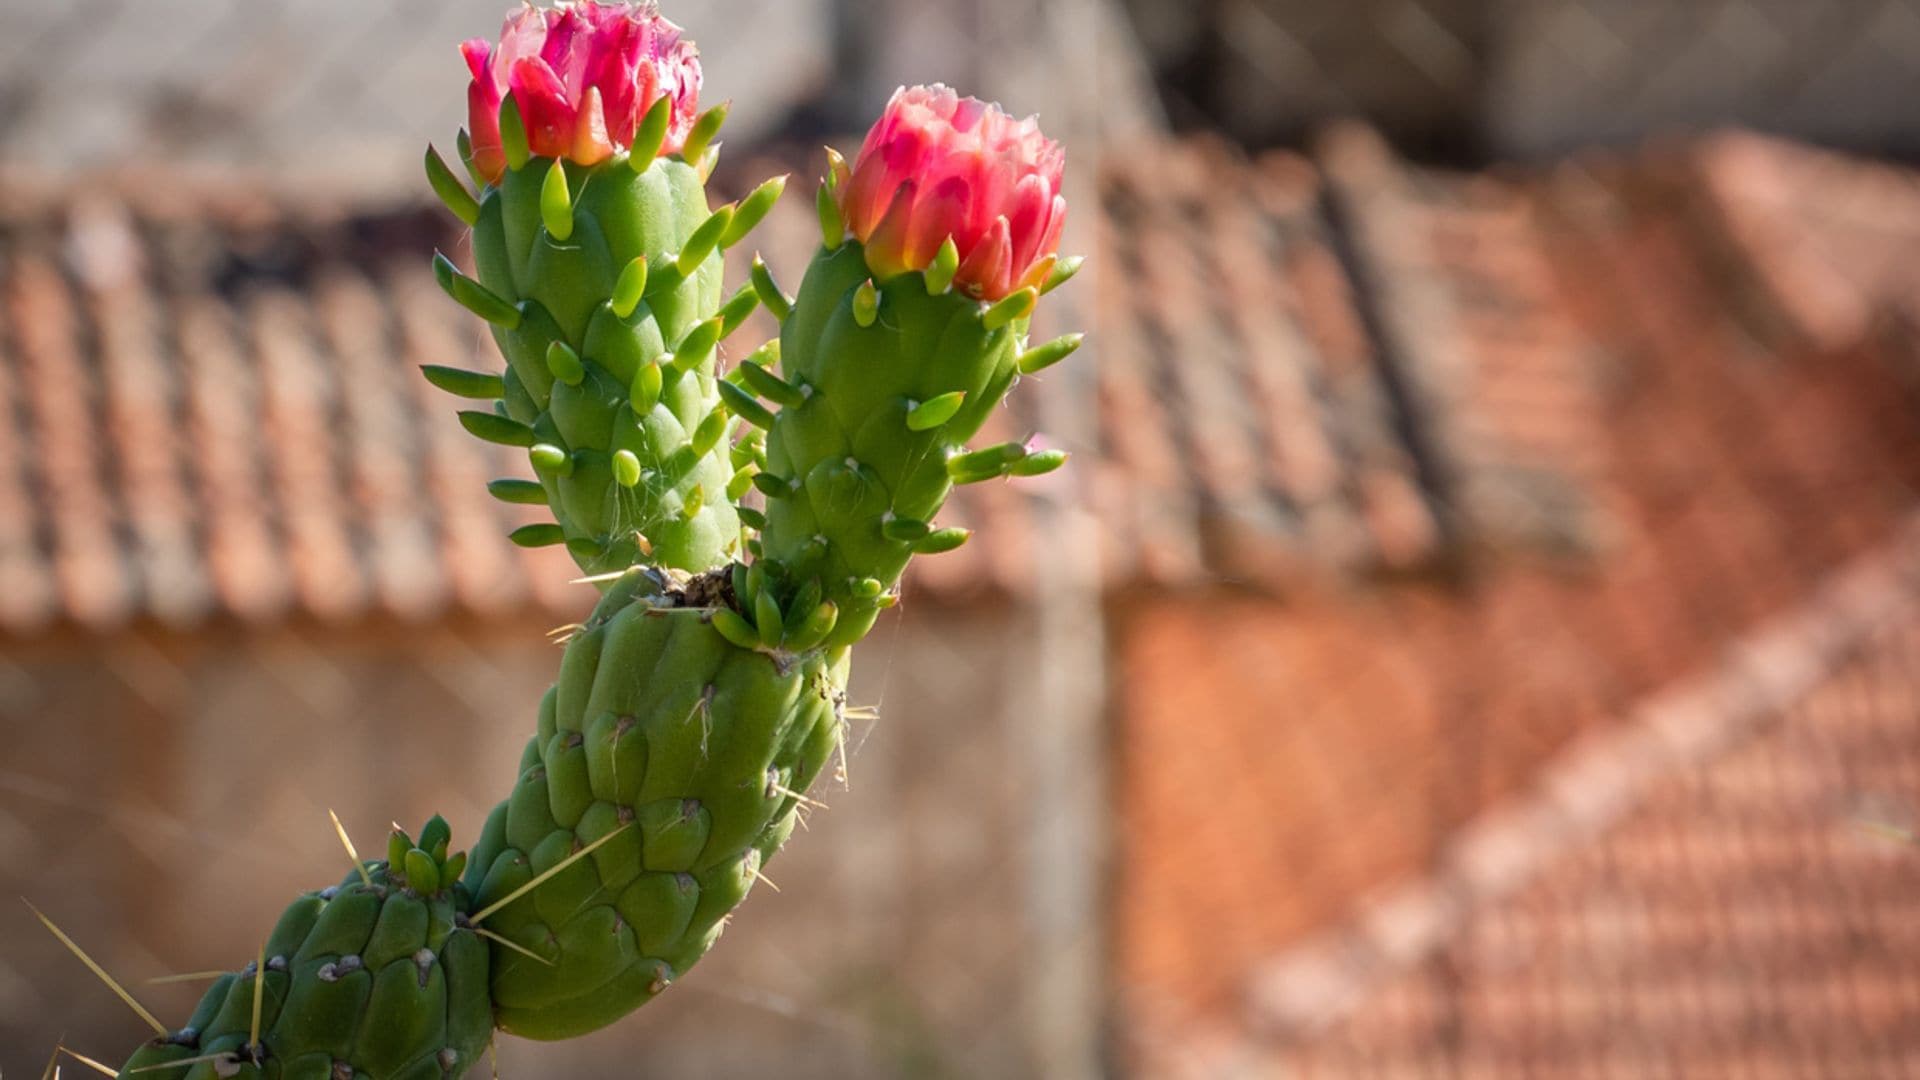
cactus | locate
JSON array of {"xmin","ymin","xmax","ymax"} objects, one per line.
[
  {"xmin": 425, "ymin": 1, "xmax": 779, "ymax": 577},
  {"xmin": 743, "ymin": 84, "xmax": 1077, "ymax": 647},
  {"xmin": 456, "ymin": 568, "xmax": 843, "ymax": 1039},
  {"xmin": 118, "ymin": 820, "xmax": 491, "ymax": 1080},
  {"xmin": 442, "ymin": 78, "xmax": 1077, "ymax": 1043},
  {"xmin": 102, "ymin": 7, "xmax": 1082, "ymax": 1075}
]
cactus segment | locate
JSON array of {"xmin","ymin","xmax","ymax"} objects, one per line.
[
  {"xmin": 456, "ymin": 129, "xmax": 486, "ymax": 190},
  {"xmin": 610, "ymin": 257, "xmax": 649, "ymax": 319},
  {"xmin": 528, "ymin": 444, "xmax": 573, "ymax": 476},
  {"xmin": 947, "ymin": 441, "xmax": 1027, "ymax": 483},
  {"xmin": 751, "ymin": 240, "xmax": 1030, "ymax": 648},
  {"xmin": 544, "ymin": 341, "xmax": 585, "ymax": 387},
  {"xmin": 119, "ymin": 826, "xmax": 491, "ymax": 1080},
  {"xmin": 463, "ymin": 571, "xmax": 844, "ymax": 1040},
  {"xmin": 447, "ymin": 150, "xmax": 747, "ymax": 578}
]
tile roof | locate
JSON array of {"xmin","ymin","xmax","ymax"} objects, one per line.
[
  {"xmin": 0, "ymin": 134, "xmax": 1595, "ymax": 635},
  {"xmin": 1252, "ymin": 527, "xmax": 1920, "ymax": 1076},
  {"xmin": 1113, "ymin": 134, "xmax": 1920, "ymax": 1073},
  {"xmin": 0, "ymin": 190, "xmax": 582, "ymax": 633}
]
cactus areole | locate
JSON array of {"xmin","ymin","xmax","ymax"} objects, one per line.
[{"xmin": 118, "ymin": 4, "xmax": 1081, "ymax": 1075}]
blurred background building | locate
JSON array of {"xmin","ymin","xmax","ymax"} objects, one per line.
[{"xmin": 3, "ymin": 0, "xmax": 1920, "ymax": 1077}]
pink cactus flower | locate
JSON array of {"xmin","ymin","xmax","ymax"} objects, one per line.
[
  {"xmin": 838, "ymin": 84, "xmax": 1067, "ymax": 302},
  {"xmin": 462, "ymin": 2, "xmax": 702, "ymax": 184}
]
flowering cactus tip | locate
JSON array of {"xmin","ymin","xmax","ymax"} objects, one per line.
[
  {"xmin": 835, "ymin": 83, "xmax": 1066, "ymax": 301},
  {"xmin": 466, "ymin": 2, "xmax": 703, "ymax": 180}
]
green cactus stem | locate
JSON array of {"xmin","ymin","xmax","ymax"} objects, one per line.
[
  {"xmin": 425, "ymin": 96, "xmax": 784, "ymax": 580},
  {"xmin": 460, "ymin": 568, "xmax": 843, "ymax": 1040},
  {"xmin": 118, "ymin": 819, "xmax": 491, "ymax": 1080},
  {"xmin": 742, "ymin": 237, "xmax": 1062, "ymax": 648}
]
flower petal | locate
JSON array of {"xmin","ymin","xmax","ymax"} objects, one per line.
[
  {"xmin": 572, "ymin": 85, "xmax": 615, "ymax": 165},
  {"xmin": 862, "ymin": 180, "xmax": 920, "ymax": 279},
  {"xmin": 459, "ymin": 2, "xmax": 702, "ymax": 172},
  {"xmin": 1004, "ymin": 173, "xmax": 1053, "ymax": 278},
  {"xmin": 510, "ymin": 57, "xmax": 576, "ymax": 159},
  {"xmin": 955, "ymin": 215, "xmax": 1013, "ymax": 300},
  {"xmin": 905, "ymin": 175, "xmax": 971, "ymax": 271}
]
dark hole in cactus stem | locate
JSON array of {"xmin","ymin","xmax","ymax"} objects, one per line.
[{"xmin": 670, "ymin": 566, "xmax": 739, "ymax": 612}]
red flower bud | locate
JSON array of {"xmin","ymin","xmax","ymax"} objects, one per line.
[
  {"xmin": 463, "ymin": 2, "xmax": 701, "ymax": 184},
  {"xmin": 838, "ymin": 85, "xmax": 1067, "ymax": 301}
]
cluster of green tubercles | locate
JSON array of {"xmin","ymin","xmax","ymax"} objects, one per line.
[
  {"xmin": 720, "ymin": 163, "xmax": 1082, "ymax": 650},
  {"xmin": 424, "ymin": 95, "xmax": 783, "ymax": 578},
  {"xmin": 456, "ymin": 569, "xmax": 843, "ymax": 1039},
  {"xmin": 118, "ymin": 817, "xmax": 491, "ymax": 1080}
]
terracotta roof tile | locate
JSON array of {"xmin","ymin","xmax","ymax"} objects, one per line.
[
  {"xmin": 0, "ymin": 136, "xmax": 1599, "ymax": 634},
  {"xmin": 1255, "ymin": 566, "xmax": 1920, "ymax": 1075},
  {"xmin": 175, "ymin": 292, "xmax": 295, "ymax": 623},
  {"xmin": 1117, "ymin": 133, "xmax": 1920, "ymax": 1071}
]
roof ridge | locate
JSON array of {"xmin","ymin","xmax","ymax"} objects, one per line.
[{"xmin": 1243, "ymin": 511, "xmax": 1920, "ymax": 1042}]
